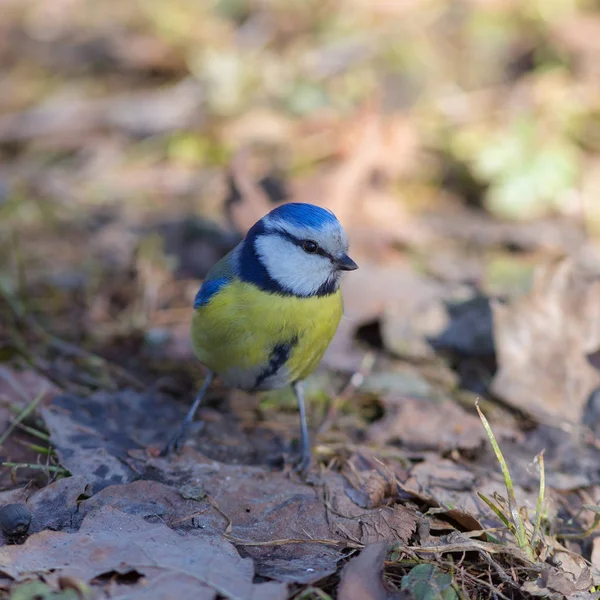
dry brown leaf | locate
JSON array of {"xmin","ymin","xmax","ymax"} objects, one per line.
[
  {"xmin": 521, "ymin": 564, "xmax": 593, "ymax": 598},
  {"xmin": 341, "ymin": 449, "xmax": 411, "ymax": 504},
  {"xmin": 0, "ymin": 476, "xmax": 93, "ymax": 545},
  {"xmin": 338, "ymin": 542, "xmax": 410, "ymax": 600},
  {"xmin": 324, "ymin": 262, "xmax": 460, "ymax": 371},
  {"xmin": 403, "ymin": 458, "xmax": 552, "ymax": 531},
  {"xmin": 367, "ymin": 395, "xmax": 487, "ymax": 452},
  {"xmin": 324, "ymin": 473, "xmax": 418, "ymax": 546},
  {"xmin": 345, "ymin": 470, "xmax": 393, "ymax": 509},
  {"xmin": 491, "ymin": 255, "xmax": 600, "ymax": 425},
  {"xmin": 39, "ymin": 388, "xmax": 419, "ymax": 584},
  {"xmin": 0, "ymin": 507, "xmax": 287, "ymax": 600}
]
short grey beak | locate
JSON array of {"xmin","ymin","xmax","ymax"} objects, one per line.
[{"xmin": 336, "ymin": 253, "xmax": 358, "ymax": 271}]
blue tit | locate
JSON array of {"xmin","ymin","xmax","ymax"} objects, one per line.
[{"xmin": 163, "ymin": 202, "xmax": 358, "ymax": 471}]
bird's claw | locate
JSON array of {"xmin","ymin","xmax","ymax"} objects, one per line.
[
  {"xmin": 160, "ymin": 424, "xmax": 189, "ymax": 457},
  {"xmin": 293, "ymin": 449, "xmax": 312, "ymax": 477}
]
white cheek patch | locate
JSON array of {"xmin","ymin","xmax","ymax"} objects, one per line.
[{"xmin": 255, "ymin": 235, "xmax": 335, "ymax": 296}]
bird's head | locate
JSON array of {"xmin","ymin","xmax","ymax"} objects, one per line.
[{"xmin": 239, "ymin": 203, "xmax": 358, "ymax": 297}]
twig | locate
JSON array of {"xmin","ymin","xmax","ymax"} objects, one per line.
[
  {"xmin": 206, "ymin": 496, "xmax": 232, "ymax": 535},
  {"xmin": 396, "ymin": 537, "xmax": 538, "ymax": 565},
  {"xmin": 459, "ymin": 566, "xmax": 514, "ymax": 600},
  {"xmin": 479, "ymin": 550, "xmax": 519, "ymax": 590},
  {"xmin": 224, "ymin": 535, "xmax": 360, "ymax": 548},
  {"xmin": 531, "ymin": 450, "xmax": 545, "ymax": 551},
  {"xmin": 171, "ymin": 507, "xmax": 211, "ymax": 526}
]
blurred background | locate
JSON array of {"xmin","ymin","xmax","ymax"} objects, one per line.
[
  {"xmin": 1, "ymin": 0, "xmax": 600, "ymax": 434},
  {"xmin": 5, "ymin": 3, "xmax": 600, "ymax": 594}
]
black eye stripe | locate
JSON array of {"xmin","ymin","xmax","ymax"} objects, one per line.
[{"xmin": 277, "ymin": 231, "xmax": 333, "ymax": 260}]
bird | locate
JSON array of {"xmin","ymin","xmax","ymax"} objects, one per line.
[{"xmin": 163, "ymin": 202, "xmax": 358, "ymax": 472}]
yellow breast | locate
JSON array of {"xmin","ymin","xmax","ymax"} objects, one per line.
[{"xmin": 190, "ymin": 280, "xmax": 343, "ymax": 390}]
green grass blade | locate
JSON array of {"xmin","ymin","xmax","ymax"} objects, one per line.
[
  {"xmin": 477, "ymin": 492, "xmax": 513, "ymax": 532},
  {"xmin": 0, "ymin": 389, "xmax": 46, "ymax": 449},
  {"xmin": 476, "ymin": 400, "xmax": 532, "ymax": 559}
]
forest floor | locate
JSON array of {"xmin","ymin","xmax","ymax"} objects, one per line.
[{"xmin": 2, "ymin": 1, "xmax": 600, "ymax": 599}]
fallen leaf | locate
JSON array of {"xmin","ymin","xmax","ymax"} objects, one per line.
[
  {"xmin": 67, "ymin": 477, "xmax": 343, "ymax": 585},
  {"xmin": 430, "ymin": 296, "xmax": 495, "ymax": 358},
  {"xmin": 169, "ymin": 457, "xmax": 416, "ymax": 583},
  {"xmin": 345, "ymin": 470, "xmax": 393, "ymax": 509},
  {"xmin": 324, "ymin": 473, "xmax": 418, "ymax": 546},
  {"xmin": 367, "ymin": 395, "xmax": 487, "ymax": 453},
  {"xmin": 491, "ymin": 254, "xmax": 600, "ymax": 425},
  {"xmin": 40, "ymin": 385, "xmax": 415, "ymax": 583},
  {"xmin": 521, "ymin": 564, "xmax": 593, "ymax": 599},
  {"xmin": 324, "ymin": 262, "xmax": 467, "ymax": 372},
  {"xmin": 338, "ymin": 542, "xmax": 409, "ymax": 600},
  {"xmin": 0, "ymin": 507, "xmax": 287, "ymax": 600},
  {"xmin": 39, "ymin": 385, "xmax": 424, "ymax": 584},
  {"xmin": 403, "ymin": 458, "xmax": 551, "ymax": 531},
  {"xmin": 41, "ymin": 393, "xmax": 142, "ymax": 493},
  {"xmin": 42, "ymin": 389, "xmax": 289, "ymax": 492},
  {"xmin": 76, "ymin": 479, "xmax": 224, "ymax": 535},
  {"xmin": 0, "ymin": 476, "xmax": 92, "ymax": 545}
]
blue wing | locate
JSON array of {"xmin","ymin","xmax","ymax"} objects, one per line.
[
  {"xmin": 192, "ymin": 244, "xmax": 240, "ymax": 308},
  {"xmin": 194, "ymin": 277, "xmax": 229, "ymax": 308}
]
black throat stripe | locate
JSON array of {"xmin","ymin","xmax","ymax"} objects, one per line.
[{"xmin": 253, "ymin": 336, "xmax": 299, "ymax": 390}]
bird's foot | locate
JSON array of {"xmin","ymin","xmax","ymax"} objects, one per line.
[
  {"xmin": 160, "ymin": 422, "xmax": 192, "ymax": 457},
  {"xmin": 292, "ymin": 448, "xmax": 312, "ymax": 477}
]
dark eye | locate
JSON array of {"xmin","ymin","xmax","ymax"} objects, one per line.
[{"xmin": 302, "ymin": 240, "xmax": 318, "ymax": 254}]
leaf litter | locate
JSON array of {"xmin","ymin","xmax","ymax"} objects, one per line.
[
  {"xmin": 3, "ymin": 2, "xmax": 600, "ymax": 598},
  {"xmin": 4, "ymin": 203, "xmax": 600, "ymax": 599}
]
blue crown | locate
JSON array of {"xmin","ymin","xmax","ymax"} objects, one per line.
[{"xmin": 267, "ymin": 203, "xmax": 339, "ymax": 230}]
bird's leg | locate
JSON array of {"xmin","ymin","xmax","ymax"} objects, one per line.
[
  {"xmin": 292, "ymin": 380, "xmax": 312, "ymax": 474},
  {"xmin": 161, "ymin": 370, "xmax": 214, "ymax": 456}
]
